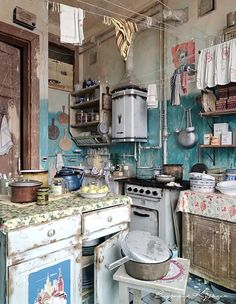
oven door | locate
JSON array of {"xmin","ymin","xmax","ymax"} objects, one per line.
[{"xmin": 130, "ymin": 205, "xmax": 159, "ymax": 236}]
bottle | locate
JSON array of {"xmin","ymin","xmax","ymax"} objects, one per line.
[{"xmin": 123, "ymin": 164, "xmax": 130, "ymax": 177}]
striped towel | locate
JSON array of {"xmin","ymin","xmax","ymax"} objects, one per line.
[{"xmin": 111, "ymin": 17, "xmax": 138, "ymax": 61}]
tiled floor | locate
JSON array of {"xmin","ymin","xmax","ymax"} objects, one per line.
[{"xmin": 130, "ymin": 274, "xmax": 236, "ymax": 304}]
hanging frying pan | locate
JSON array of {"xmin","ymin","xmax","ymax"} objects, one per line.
[
  {"xmin": 58, "ymin": 105, "xmax": 68, "ymax": 125},
  {"xmin": 59, "ymin": 128, "xmax": 72, "ymax": 151},
  {"xmin": 48, "ymin": 118, "xmax": 60, "ymax": 140}
]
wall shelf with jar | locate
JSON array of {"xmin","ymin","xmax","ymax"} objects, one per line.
[{"xmin": 69, "ymin": 84, "xmax": 112, "ymax": 147}]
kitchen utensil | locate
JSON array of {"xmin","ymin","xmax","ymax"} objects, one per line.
[
  {"xmin": 20, "ymin": 169, "xmax": 48, "ymax": 186},
  {"xmin": 163, "ymin": 164, "xmax": 183, "ymax": 181},
  {"xmin": 177, "ymin": 109, "xmax": 197, "ymax": 149},
  {"xmin": 156, "ymin": 175, "xmax": 175, "ymax": 183},
  {"xmin": 55, "ymin": 167, "xmax": 84, "ymax": 191},
  {"xmin": 48, "ymin": 118, "xmax": 60, "ymax": 140},
  {"xmin": 59, "ymin": 128, "xmax": 72, "ymax": 151},
  {"xmin": 107, "ymin": 231, "xmax": 173, "ymax": 281},
  {"xmin": 9, "ymin": 180, "xmax": 43, "ymax": 203},
  {"xmin": 58, "ymin": 105, "xmax": 68, "ymax": 125}
]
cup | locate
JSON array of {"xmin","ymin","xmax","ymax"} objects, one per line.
[{"xmin": 204, "ymin": 133, "xmax": 212, "ymax": 145}]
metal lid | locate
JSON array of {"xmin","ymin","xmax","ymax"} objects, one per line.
[
  {"xmin": 122, "ymin": 231, "xmax": 171, "ymax": 263},
  {"xmin": 20, "ymin": 169, "xmax": 48, "ymax": 173},
  {"xmin": 112, "ymin": 88, "xmax": 147, "ymax": 99},
  {"xmin": 9, "ymin": 180, "xmax": 43, "ymax": 187}
]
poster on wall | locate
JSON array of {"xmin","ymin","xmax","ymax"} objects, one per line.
[
  {"xmin": 170, "ymin": 40, "xmax": 196, "ymax": 106},
  {"xmin": 28, "ymin": 259, "xmax": 71, "ymax": 304}
]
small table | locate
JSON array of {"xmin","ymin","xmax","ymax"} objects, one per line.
[{"xmin": 113, "ymin": 258, "xmax": 190, "ymax": 304}]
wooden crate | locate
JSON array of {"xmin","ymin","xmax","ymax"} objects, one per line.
[{"xmin": 48, "ymin": 58, "xmax": 73, "ymax": 91}]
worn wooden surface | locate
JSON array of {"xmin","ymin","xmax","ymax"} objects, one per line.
[{"xmin": 182, "ymin": 213, "xmax": 236, "ymax": 291}]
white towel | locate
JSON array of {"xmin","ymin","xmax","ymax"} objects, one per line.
[
  {"xmin": 0, "ymin": 115, "xmax": 13, "ymax": 155},
  {"xmin": 56, "ymin": 153, "xmax": 64, "ymax": 172},
  {"xmin": 147, "ymin": 84, "xmax": 158, "ymax": 108},
  {"xmin": 60, "ymin": 4, "xmax": 84, "ymax": 45}
]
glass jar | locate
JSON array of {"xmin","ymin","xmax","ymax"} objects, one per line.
[{"xmin": 50, "ymin": 178, "xmax": 64, "ymax": 196}]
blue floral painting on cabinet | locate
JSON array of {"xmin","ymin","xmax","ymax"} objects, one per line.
[{"xmin": 28, "ymin": 259, "xmax": 71, "ymax": 304}]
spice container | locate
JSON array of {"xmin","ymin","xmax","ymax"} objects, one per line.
[
  {"xmin": 50, "ymin": 178, "xmax": 64, "ymax": 196},
  {"xmin": 36, "ymin": 187, "xmax": 49, "ymax": 205}
]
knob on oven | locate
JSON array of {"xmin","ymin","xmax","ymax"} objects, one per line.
[
  {"xmin": 145, "ymin": 190, "xmax": 151, "ymax": 195},
  {"xmin": 134, "ymin": 188, "xmax": 138, "ymax": 193},
  {"xmin": 139, "ymin": 189, "xmax": 144, "ymax": 194},
  {"xmin": 127, "ymin": 187, "xmax": 132, "ymax": 192},
  {"xmin": 152, "ymin": 191, "xmax": 158, "ymax": 196}
]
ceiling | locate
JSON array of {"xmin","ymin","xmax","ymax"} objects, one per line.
[{"xmin": 50, "ymin": 0, "xmax": 160, "ymax": 40}]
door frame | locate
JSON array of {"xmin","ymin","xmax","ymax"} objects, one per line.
[{"xmin": 0, "ymin": 21, "xmax": 39, "ymax": 169}]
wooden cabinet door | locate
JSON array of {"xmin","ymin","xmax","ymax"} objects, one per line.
[
  {"xmin": 94, "ymin": 230, "xmax": 128, "ymax": 304},
  {"xmin": 8, "ymin": 245, "xmax": 82, "ymax": 304},
  {"xmin": 189, "ymin": 214, "xmax": 221, "ymax": 277},
  {"xmin": 222, "ymin": 222, "xmax": 236, "ymax": 284}
]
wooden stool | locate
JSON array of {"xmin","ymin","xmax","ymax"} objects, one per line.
[{"xmin": 113, "ymin": 258, "xmax": 190, "ymax": 304}]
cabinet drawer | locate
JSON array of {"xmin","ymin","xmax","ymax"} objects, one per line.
[
  {"xmin": 8, "ymin": 214, "xmax": 81, "ymax": 256},
  {"xmin": 82, "ymin": 204, "xmax": 130, "ymax": 236}
]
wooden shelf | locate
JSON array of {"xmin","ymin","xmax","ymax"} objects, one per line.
[
  {"xmin": 71, "ymin": 99, "xmax": 99, "ymax": 109},
  {"xmin": 71, "ymin": 84, "xmax": 99, "ymax": 96},
  {"xmin": 71, "ymin": 121, "xmax": 99, "ymax": 128},
  {"xmin": 199, "ymin": 144, "xmax": 236, "ymax": 148},
  {"xmin": 200, "ymin": 109, "xmax": 236, "ymax": 117}
]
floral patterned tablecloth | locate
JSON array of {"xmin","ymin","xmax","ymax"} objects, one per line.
[{"xmin": 177, "ymin": 190, "xmax": 236, "ymax": 223}]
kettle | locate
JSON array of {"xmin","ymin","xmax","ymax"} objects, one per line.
[{"xmin": 55, "ymin": 167, "xmax": 84, "ymax": 191}]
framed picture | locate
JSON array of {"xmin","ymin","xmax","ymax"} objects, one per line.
[{"xmin": 198, "ymin": 0, "xmax": 215, "ymax": 17}]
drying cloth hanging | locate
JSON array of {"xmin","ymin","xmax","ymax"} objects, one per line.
[
  {"xmin": 197, "ymin": 38, "xmax": 236, "ymax": 89},
  {"xmin": 170, "ymin": 73, "xmax": 182, "ymax": 106},
  {"xmin": 60, "ymin": 4, "xmax": 84, "ymax": 45},
  {"xmin": 111, "ymin": 17, "xmax": 138, "ymax": 61},
  {"xmin": 56, "ymin": 153, "xmax": 64, "ymax": 172},
  {"xmin": 0, "ymin": 115, "xmax": 13, "ymax": 155},
  {"xmin": 147, "ymin": 84, "xmax": 158, "ymax": 108}
]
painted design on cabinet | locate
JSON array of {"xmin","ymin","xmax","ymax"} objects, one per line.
[{"xmin": 29, "ymin": 260, "xmax": 70, "ymax": 304}]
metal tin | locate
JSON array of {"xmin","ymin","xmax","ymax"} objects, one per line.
[
  {"xmin": 227, "ymin": 11, "xmax": 236, "ymax": 27},
  {"xmin": 36, "ymin": 187, "xmax": 49, "ymax": 205}
]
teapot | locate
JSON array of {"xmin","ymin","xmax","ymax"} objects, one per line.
[{"xmin": 55, "ymin": 167, "xmax": 84, "ymax": 191}]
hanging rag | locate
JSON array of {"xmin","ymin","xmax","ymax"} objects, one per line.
[
  {"xmin": 147, "ymin": 84, "xmax": 158, "ymax": 108},
  {"xmin": 111, "ymin": 17, "xmax": 138, "ymax": 61},
  {"xmin": 171, "ymin": 73, "xmax": 182, "ymax": 106},
  {"xmin": 56, "ymin": 153, "xmax": 64, "ymax": 172},
  {"xmin": 60, "ymin": 4, "xmax": 84, "ymax": 45},
  {"xmin": 197, "ymin": 38, "xmax": 236, "ymax": 89},
  {"xmin": 0, "ymin": 114, "xmax": 13, "ymax": 155}
]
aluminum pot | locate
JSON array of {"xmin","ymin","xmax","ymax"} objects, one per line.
[
  {"xmin": 20, "ymin": 169, "xmax": 48, "ymax": 187},
  {"xmin": 9, "ymin": 180, "xmax": 43, "ymax": 203},
  {"xmin": 122, "ymin": 249, "xmax": 173, "ymax": 281},
  {"xmin": 163, "ymin": 164, "xmax": 183, "ymax": 180}
]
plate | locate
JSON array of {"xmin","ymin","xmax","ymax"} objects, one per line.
[{"xmin": 78, "ymin": 191, "xmax": 108, "ymax": 199}]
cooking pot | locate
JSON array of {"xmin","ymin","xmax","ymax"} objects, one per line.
[
  {"xmin": 9, "ymin": 180, "xmax": 42, "ymax": 203},
  {"xmin": 163, "ymin": 164, "xmax": 183, "ymax": 180},
  {"xmin": 177, "ymin": 109, "xmax": 197, "ymax": 149},
  {"xmin": 106, "ymin": 231, "xmax": 173, "ymax": 281},
  {"xmin": 55, "ymin": 167, "xmax": 84, "ymax": 191},
  {"xmin": 20, "ymin": 169, "xmax": 48, "ymax": 187}
]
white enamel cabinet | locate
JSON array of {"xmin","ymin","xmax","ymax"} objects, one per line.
[{"xmin": 0, "ymin": 214, "xmax": 82, "ymax": 304}]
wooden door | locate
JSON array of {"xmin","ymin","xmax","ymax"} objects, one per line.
[
  {"xmin": 8, "ymin": 246, "xmax": 82, "ymax": 304},
  {"xmin": 0, "ymin": 41, "xmax": 20, "ymax": 177}
]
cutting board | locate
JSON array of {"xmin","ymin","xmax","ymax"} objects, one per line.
[
  {"xmin": 58, "ymin": 105, "xmax": 68, "ymax": 125},
  {"xmin": 59, "ymin": 128, "xmax": 72, "ymax": 151},
  {"xmin": 48, "ymin": 118, "xmax": 60, "ymax": 140}
]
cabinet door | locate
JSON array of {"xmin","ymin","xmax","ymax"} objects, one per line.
[
  {"xmin": 8, "ymin": 245, "xmax": 82, "ymax": 304},
  {"xmin": 94, "ymin": 230, "xmax": 128, "ymax": 304},
  {"xmin": 222, "ymin": 222, "xmax": 236, "ymax": 283},
  {"xmin": 190, "ymin": 215, "xmax": 221, "ymax": 277}
]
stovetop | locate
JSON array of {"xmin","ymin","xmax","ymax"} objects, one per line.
[{"xmin": 125, "ymin": 177, "xmax": 190, "ymax": 190}]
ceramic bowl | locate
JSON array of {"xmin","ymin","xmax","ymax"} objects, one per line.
[{"xmin": 156, "ymin": 175, "xmax": 175, "ymax": 183}]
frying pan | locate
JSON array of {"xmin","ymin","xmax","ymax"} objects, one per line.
[
  {"xmin": 58, "ymin": 105, "xmax": 68, "ymax": 125},
  {"xmin": 59, "ymin": 128, "xmax": 72, "ymax": 151},
  {"xmin": 48, "ymin": 118, "xmax": 60, "ymax": 140}
]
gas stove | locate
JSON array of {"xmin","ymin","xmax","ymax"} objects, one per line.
[
  {"xmin": 125, "ymin": 177, "xmax": 190, "ymax": 189},
  {"xmin": 125, "ymin": 184, "xmax": 162, "ymax": 199}
]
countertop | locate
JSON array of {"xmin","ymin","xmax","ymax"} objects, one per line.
[{"xmin": 0, "ymin": 193, "xmax": 132, "ymax": 233}]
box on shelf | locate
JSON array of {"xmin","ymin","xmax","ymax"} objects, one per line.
[
  {"xmin": 227, "ymin": 99, "xmax": 236, "ymax": 110},
  {"xmin": 221, "ymin": 132, "xmax": 232, "ymax": 145},
  {"xmin": 215, "ymin": 99, "xmax": 227, "ymax": 111},
  {"xmin": 217, "ymin": 88, "xmax": 228, "ymax": 100},
  {"xmin": 213, "ymin": 123, "xmax": 228, "ymax": 136}
]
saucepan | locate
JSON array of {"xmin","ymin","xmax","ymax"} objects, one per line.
[{"xmin": 106, "ymin": 231, "xmax": 173, "ymax": 281}]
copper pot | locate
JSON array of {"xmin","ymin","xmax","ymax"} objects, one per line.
[
  {"xmin": 163, "ymin": 164, "xmax": 183, "ymax": 180},
  {"xmin": 9, "ymin": 180, "xmax": 42, "ymax": 203}
]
